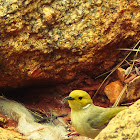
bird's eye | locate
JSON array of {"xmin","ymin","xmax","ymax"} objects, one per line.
[{"xmin": 79, "ymin": 97, "xmax": 83, "ymax": 100}]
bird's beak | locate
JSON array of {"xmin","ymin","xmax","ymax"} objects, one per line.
[{"xmin": 64, "ymin": 96, "xmax": 74, "ymax": 100}]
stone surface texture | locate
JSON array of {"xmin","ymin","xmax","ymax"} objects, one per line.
[
  {"xmin": 126, "ymin": 76, "xmax": 140, "ymax": 100},
  {"xmin": 0, "ymin": 127, "xmax": 27, "ymax": 140},
  {"xmin": 104, "ymin": 80, "xmax": 125, "ymax": 103},
  {"xmin": 95, "ymin": 99, "xmax": 140, "ymax": 140},
  {"xmin": 0, "ymin": 0, "xmax": 140, "ymax": 87}
]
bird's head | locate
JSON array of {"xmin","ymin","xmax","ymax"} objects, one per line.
[{"xmin": 65, "ymin": 90, "xmax": 93, "ymax": 111}]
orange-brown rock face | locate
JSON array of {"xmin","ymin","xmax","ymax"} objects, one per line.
[
  {"xmin": 0, "ymin": 0, "xmax": 140, "ymax": 87},
  {"xmin": 104, "ymin": 80, "xmax": 125, "ymax": 104}
]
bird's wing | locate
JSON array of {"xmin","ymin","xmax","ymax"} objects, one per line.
[{"xmin": 87, "ymin": 106, "xmax": 126, "ymax": 129}]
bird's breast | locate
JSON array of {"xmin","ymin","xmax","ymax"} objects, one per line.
[{"xmin": 71, "ymin": 109, "xmax": 100, "ymax": 138}]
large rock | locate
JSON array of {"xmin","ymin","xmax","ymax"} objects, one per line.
[
  {"xmin": 0, "ymin": 0, "xmax": 140, "ymax": 87},
  {"xmin": 95, "ymin": 99, "xmax": 140, "ymax": 140}
]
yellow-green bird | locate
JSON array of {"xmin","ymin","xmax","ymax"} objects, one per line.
[{"xmin": 65, "ymin": 90, "xmax": 127, "ymax": 139}]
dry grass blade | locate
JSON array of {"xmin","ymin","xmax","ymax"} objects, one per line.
[
  {"xmin": 125, "ymin": 41, "xmax": 140, "ymax": 79},
  {"xmin": 92, "ymin": 40, "xmax": 140, "ymax": 99},
  {"xmin": 118, "ymin": 48, "xmax": 140, "ymax": 51},
  {"xmin": 112, "ymin": 84, "xmax": 127, "ymax": 107},
  {"xmin": 95, "ymin": 70, "xmax": 111, "ymax": 79}
]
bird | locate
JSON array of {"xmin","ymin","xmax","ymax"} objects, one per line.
[{"xmin": 65, "ymin": 90, "xmax": 127, "ymax": 139}]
